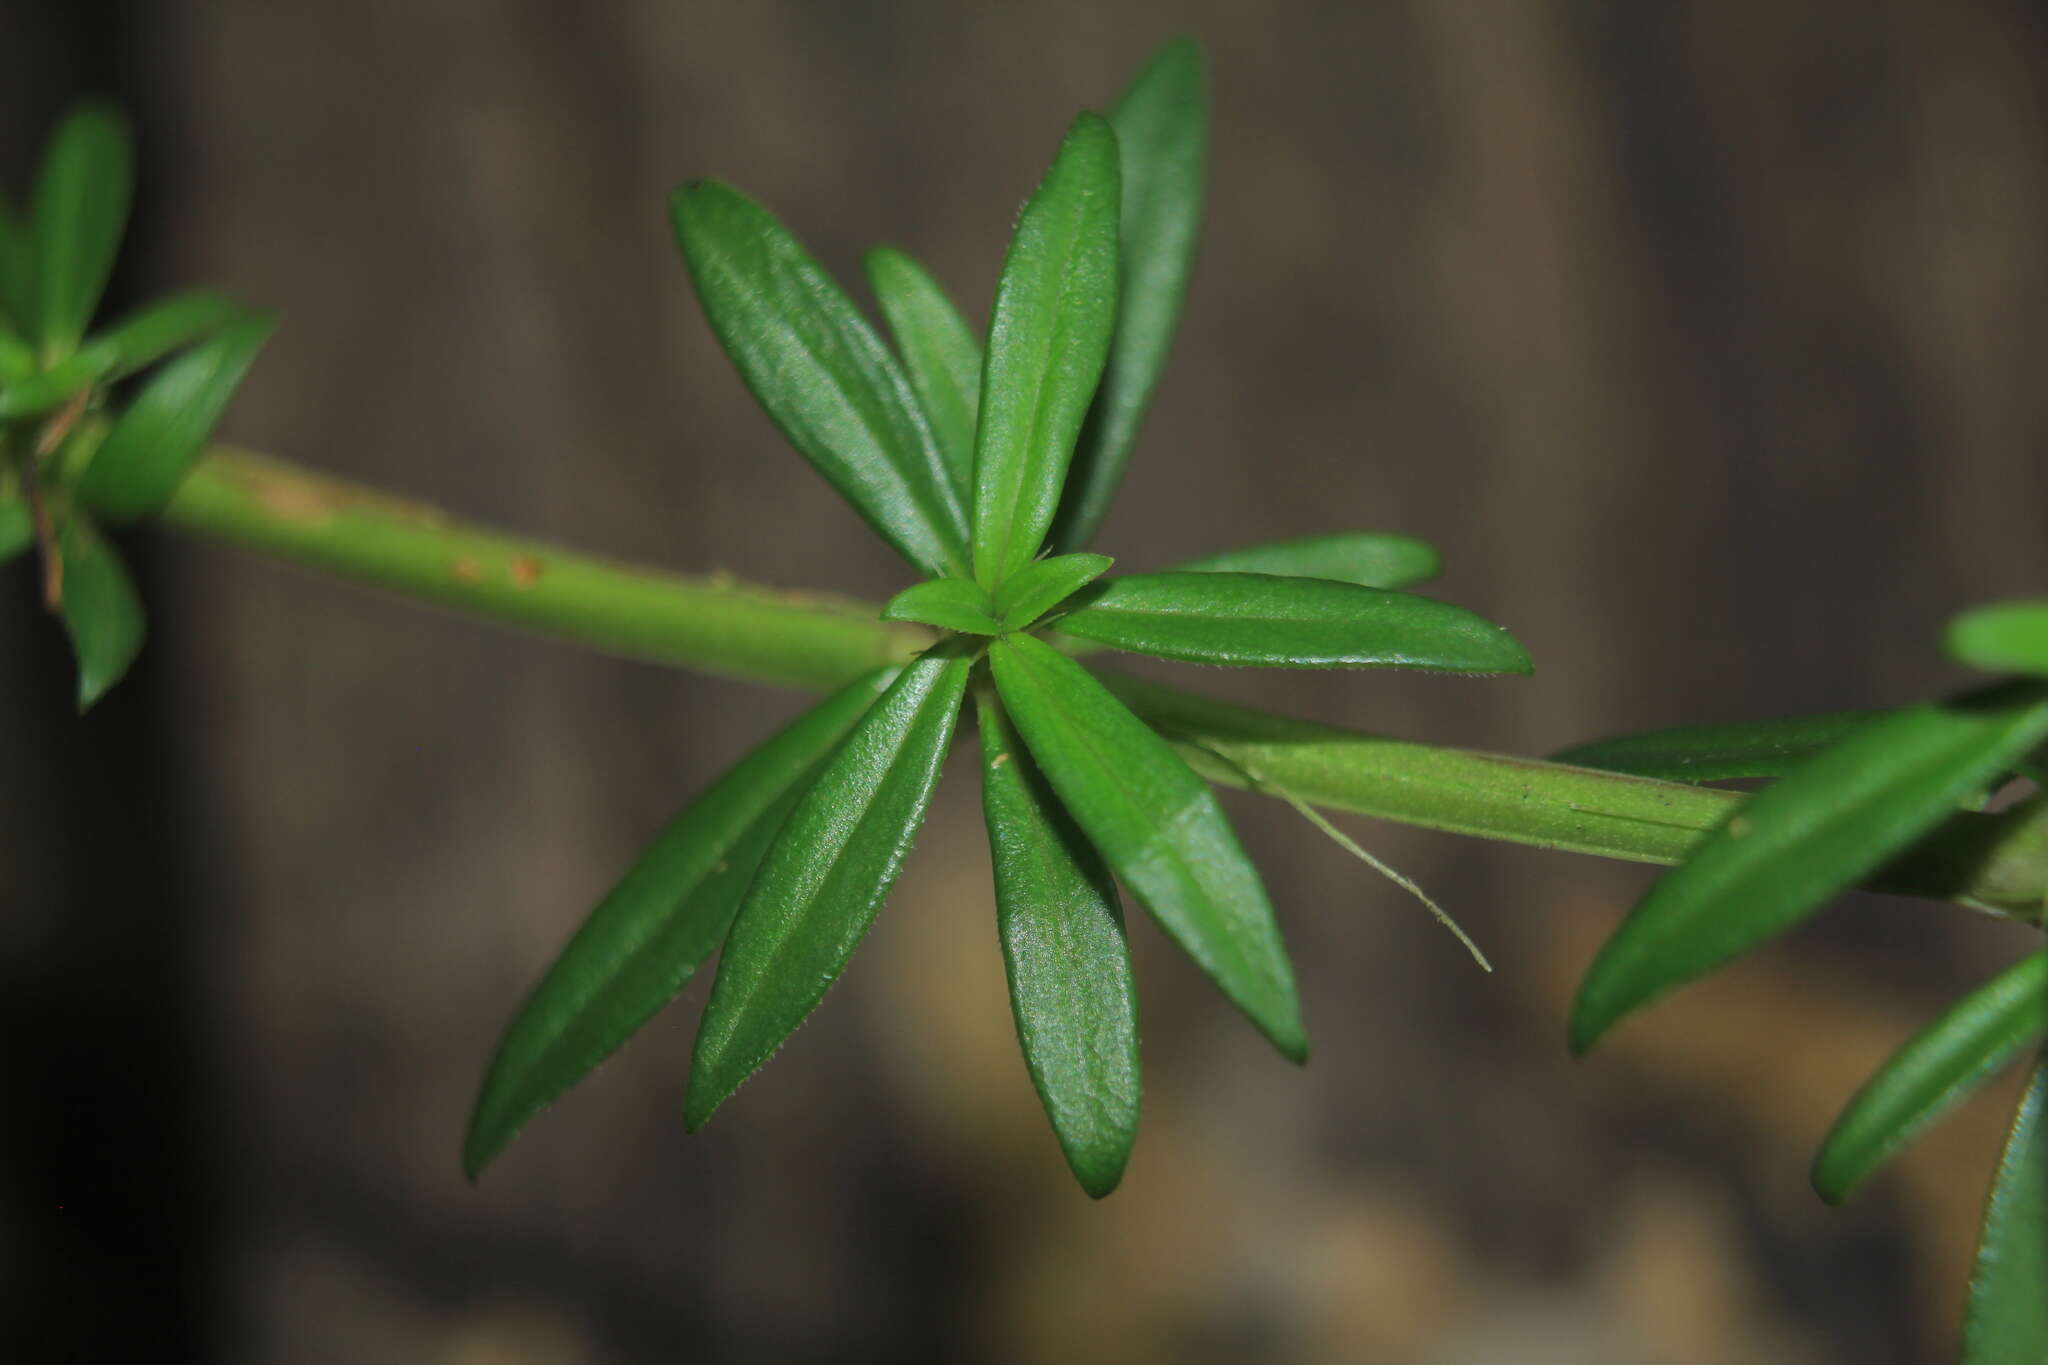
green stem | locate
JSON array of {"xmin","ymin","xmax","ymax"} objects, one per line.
[
  {"xmin": 145, "ymin": 446, "xmax": 2048, "ymax": 922},
  {"xmin": 162, "ymin": 447, "xmax": 930, "ymax": 692}
]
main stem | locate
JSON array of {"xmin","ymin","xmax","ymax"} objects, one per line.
[{"xmin": 158, "ymin": 446, "xmax": 2048, "ymax": 921}]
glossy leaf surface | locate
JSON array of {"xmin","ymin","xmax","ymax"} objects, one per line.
[
  {"xmin": 1171, "ymin": 531, "xmax": 1440, "ymax": 590},
  {"xmin": 687, "ymin": 649, "xmax": 970, "ymax": 1127},
  {"xmin": 463, "ymin": 668, "xmax": 895, "ymax": 1179},
  {"xmin": 971, "ymin": 114, "xmax": 1120, "ymax": 591},
  {"xmin": 1050, "ymin": 38, "xmax": 1206, "ymax": 554},
  {"xmin": 92, "ymin": 289, "xmax": 245, "ymax": 379},
  {"xmin": 1950, "ymin": 600, "xmax": 2048, "ymax": 677},
  {"xmin": 1813, "ymin": 951, "xmax": 2048, "ymax": 1205},
  {"xmin": 989, "ymin": 633, "xmax": 1305, "ymax": 1061},
  {"xmin": 58, "ymin": 516, "xmax": 144, "ymax": 710},
  {"xmin": 978, "ymin": 693, "xmax": 1139, "ymax": 1197},
  {"xmin": 879, "ymin": 578, "xmax": 1000, "ymax": 636},
  {"xmin": 1961, "ymin": 1053, "xmax": 2048, "ymax": 1363},
  {"xmin": 33, "ymin": 103, "xmax": 132, "ymax": 357},
  {"xmin": 865, "ymin": 247, "xmax": 981, "ymax": 501},
  {"xmin": 671, "ymin": 181, "xmax": 969, "ymax": 578},
  {"xmin": 79, "ymin": 312, "xmax": 275, "ymax": 523},
  {"xmin": 1555, "ymin": 710, "xmax": 1891, "ymax": 783},
  {"xmin": 1055, "ymin": 571, "xmax": 1532, "ymax": 674},
  {"xmin": 991, "ymin": 551, "xmax": 1112, "ymax": 630},
  {"xmin": 1571, "ymin": 683, "xmax": 2048, "ymax": 1054}
]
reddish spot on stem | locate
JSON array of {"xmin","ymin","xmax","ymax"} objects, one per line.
[{"xmin": 510, "ymin": 557, "xmax": 544, "ymax": 588}]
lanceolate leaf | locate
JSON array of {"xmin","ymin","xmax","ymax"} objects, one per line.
[
  {"xmin": 879, "ymin": 578, "xmax": 1000, "ymax": 636},
  {"xmin": 671, "ymin": 181, "xmax": 970, "ymax": 579},
  {"xmin": 865, "ymin": 247, "xmax": 982, "ymax": 501},
  {"xmin": 1961, "ymin": 1053, "xmax": 2048, "ymax": 1363},
  {"xmin": 989, "ymin": 632, "xmax": 1306, "ymax": 1061},
  {"xmin": 0, "ymin": 325, "xmax": 32, "ymax": 383},
  {"xmin": 1054, "ymin": 572, "xmax": 1532, "ymax": 674},
  {"xmin": 1171, "ymin": 532, "xmax": 1441, "ymax": 591},
  {"xmin": 1570, "ymin": 682, "xmax": 2048, "ymax": 1055},
  {"xmin": 33, "ymin": 103, "xmax": 132, "ymax": 358},
  {"xmin": 463, "ymin": 668, "xmax": 895, "ymax": 1179},
  {"xmin": 991, "ymin": 551, "xmax": 1112, "ymax": 630},
  {"xmin": 91, "ymin": 289, "xmax": 246, "ymax": 380},
  {"xmin": 58, "ymin": 516, "xmax": 144, "ymax": 711},
  {"xmin": 971, "ymin": 114, "xmax": 1120, "ymax": 592},
  {"xmin": 978, "ymin": 692, "xmax": 1139, "ymax": 1198},
  {"xmin": 1050, "ymin": 38, "xmax": 1206, "ymax": 554},
  {"xmin": 0, "ymin": 341, "xmax": 120, "ymax": 421},
  {"xmin": 79, "ymin": 312, "xmax": 275, "ymax": 523},
  {"xmin": 687, "ymin": 649, "xmax": 971, "ymax": 1128},
  {"xmin": 1555, "ymin": 710, "xmax": 1892, "ymax": 784},
  {"xmin": 1813, "ymin": 951, "xmax": 2048, "ymax": 1205},
  {"xmin": 1950, "ymin": 600, "xmax": 2048, "ymax": 678}
]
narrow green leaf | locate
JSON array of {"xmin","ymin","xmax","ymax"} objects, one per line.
[
  {"xmin": 58, "ymin": 515, "xmax": 144, "ymax": 710},
  {"xmin": 971, "ymin": 114, "xmax": 1120, "ymax": 591},
  {"xmin": 89, "ymin": 290, "xmax": 246, "ymax": 380},
  {"xmin": 0, "ymin": 195, "xmax": 36, "ymax": 332},
  {"xmin": 1556, "ymin": 710, "xmax": 1893, "ymax": 783},
  {"xmin": 0, "ymin": 340, "xmax": 119, "ymax": 420},
  {"xmin": 33, "ymin": 103, "xmax": 133, "ymax": 358},
  {"xmin": 1961, "ymin": 1052, "xmax": 2048, "ymax": 1363},
  {"xmin": 0, "ymin": 326, "xmax": 33, "ymax": 383},
  {"xmin": 687, "ymin": 648, "xmax": 971, "ymax": 1128},
  {"xmin": 1054, "ymin": 571, "xmax": 1532, "ymax": 674},
  {"xmin": 989, "ymin": 633, "xmax": 1306, "ymax": 1061},
  {"xmin": 1171, "ymin": 532, "xmax": 1441, "ymax": 591},
  {"xmin": 670, "ymin": 181, "xmax": 969, "ymax": 579},
  {"xmin": 1050, "ymin": 38, "xmax": 1207, "ymax": 554},
  {"xmin": 865, "ymin": 247, "xmax": 982, "ymax": 501},
  {"xmin": 1951, "ymin": 600, "xmax": 2048, "ymax": 677},
  {"xmin": 991, "ymin": 551, "xmax": 1113, "ymax": 630},
  {"xmin": 1813, "ymin": 951, "xmax": 2048, "ymax": 1205},
  {"xmin": 1570, "ymin": 682, "xmax": 2048, "ymax": 1055},
  {"xmin": 77, "ymin": 312, "xmax": 275, "ymax": 523},
  {"xmin": 978, "ymin": 692, "xmax": 1140, "ymax": 1198},
  {"xmin": 879, "ymin": 578, "xmax": 1000, "ymax": 636},
  {"xmin": 463, "ymin": 668, "xmax": 895, "ymax": 1179}
]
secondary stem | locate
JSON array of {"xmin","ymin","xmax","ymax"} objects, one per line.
[{"xmin": 143, "ymin": 446, "xmax": 2048, "ymax": 922}]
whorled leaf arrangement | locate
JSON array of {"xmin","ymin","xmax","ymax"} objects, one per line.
[
  {"xmin": 1558, "ymin": 610, "xmax": 2048, "ymax": 1362},
  {"xmin": 0, "ymin": 104, "xmax": 272, "ymax": 709},
  {"xmin": 464, "ymin": 39, "xmax": 1531, "ymax": 1197}
]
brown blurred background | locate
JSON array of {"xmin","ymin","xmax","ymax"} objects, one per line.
[{"xmin": 4, "ymin": 2, "xmax": 2046, "ymax": 1362}]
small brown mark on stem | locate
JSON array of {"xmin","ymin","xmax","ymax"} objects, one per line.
[{"xmin": 510, "ymin": 556, "xmax": 544, "ymax": 588}]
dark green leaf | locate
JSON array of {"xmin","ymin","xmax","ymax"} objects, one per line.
[
  {"xmin": 32, "ymin": 103, "xmax": 132, "ymax": 358},
  {"xmin": 670, "ymin": 181, "xmax": 969, "ymax": 579},
  {"xmin": 78, "ymin": 312, "xmax": 275, "ymax": 523},
  {"xmin": 971, "ymin": 114, "xmax": 1120, "ymax": 591},
  {"xmin": 0, "ymin": 195, "xmax": 36, "ymax": 332},
  {"xmin": 0, "ymin": 326, "xmax": 33, "ymax": 383},
  {"xmin": 977, "ymin": 692, "xmax": 1139, "ymax": 1198},
  {"xmin": 1570, "ymin": 682, "xmax": 2048, "ymax": 1054},
  {"xmin": 1961, "ymin": 1052, "xmax": 2048, "ymax": 1363},
  {"xmin": 1171, "ymin": 531, "xmax": 1440, "ymax": 590},
  {"xmin": 1813, "ymin": 951, "xmax": 2048, "ymax": 1205},
  {"xmin": 991, "ymin": 551, "xmax": 1113, "ymax": 630},
  {"xmin": 865, "ymin": 247, "xmax": 981, "ymax": 502},
  {"xmin": 90, "ymin": 290, "xmax": 247, "ymax": 380},
  {"xmin": 989, "ymin": 632, "xmax": 1305, "ymax": 1061},
  {"xmin": 1050, "ymin": 38, "xmax": 1206, "ymax": 554},
  {"xmin": 1555, "ymin": 710, "xmax": 1893, "ymax": 783},
  {"xmin": 879, "ymin": 578, "xmax": 1000, "ymax": 636},
  {"xmin": 58, "ymin": 515, "xmax": 144, "ymax": 710},
  {"xmin": 1951, "ymin": 601, "xmax": 2048, "ymax": 677},
  {"xmin": 687, "ymin": 649, "xmax": 970, "ymax": 1128},
  {"xmin": 1054, "ymin": 571, "xmax": 1532, "ymax": 674},
  {"xmin": 463, "ymin": 668, "xmax": 895, "ymax": 1179}
]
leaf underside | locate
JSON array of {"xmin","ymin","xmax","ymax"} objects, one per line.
[{"xmin": 1961, "ymin": 1052, "xmax": 2048, "ymax": 1363}]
